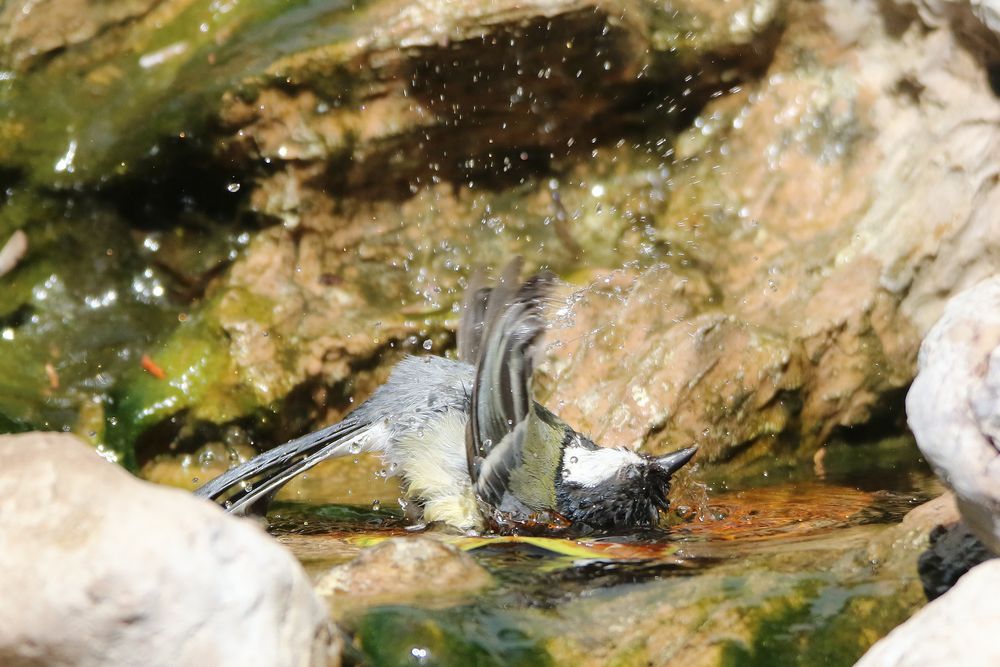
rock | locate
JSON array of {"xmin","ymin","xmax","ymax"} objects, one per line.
[
  {"xmin": 0, "ymin": 432, "xmax": 341, "ymax": 667},
  {"xmin": 3, "ymin": 0, "xmax": 1000, "ymax": 472},
  {"xmin": 857, "ymin": 492, "xmax": 994, "ymax": 599},
  {"xmin": 545, "ymin": 0, "xmax": 1000, "ymax": 459},
  {"xmin": 892, "ymin": 0, "xmax": 1000, "ymax": 59},
  {"xmin": 0, "ymin": 0, "xmax": 164, "ymax": 69},
  {"xmin": 863, "ymin": 493, "xmax": 963, "ymax": 573},
  {"xmin": 100, "ymin": 0, "xmax": 786, "ymax": 461},
  {"xmin": 220, "ymin": 0, "xmax": 782, "ymax": 197},
  {"xmin": 855, "ymin": 559, "xmax": 1000, "ymax": 667},
  {"xmin": 315, "ymin": 536, "xmax": 492, "ymax": 607},
  {"xmin": 168, "ymin": 0, "xmax": 999, "ymax": 467},
  {"xmin": 918, "ymin": 521, "xmax": 995, "ymax": 600},
  {"xmin": 906, "ymin": 277, "xmax": 1000, "ymax": 554}
]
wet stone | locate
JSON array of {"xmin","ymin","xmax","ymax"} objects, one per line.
[{"xmin": 314, "ymin": 536, "xmax": 493, "ymax": 609}]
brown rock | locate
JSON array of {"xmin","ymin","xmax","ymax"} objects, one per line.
[
  {"xmin": 0, "ymin": 0, "xmax": 163, "ymax": 69},
  {"xmin": 314, "ymin": 536, "xmax": 492, "ymax": 607},
  {"xmin": 95, "ymin": 0, "xmax": 1000, "ymax": 468},
  {"xmin": 220, "ymin": 0, "xmax": 782, "ymax": 197},
  {"xmin": 541, "ymin": 0, "xmax": 1000, "ymax": 460}
]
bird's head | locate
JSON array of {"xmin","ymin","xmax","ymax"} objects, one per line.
[{"xmin": 555, "ymin": 438, "xmax": 697, "ymax": 531}]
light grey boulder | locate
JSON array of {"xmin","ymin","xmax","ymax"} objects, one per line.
[
  {"xmin": 855, "ymin": 559, "xmax": 1000, "ymax": 666},
  {"xmin": 0, "ymin": 432, "xmax": 341, "ymax": 667},
  {"xmin": 907, "ymin": 276, "xmax": 1000, "ymax": 554}
]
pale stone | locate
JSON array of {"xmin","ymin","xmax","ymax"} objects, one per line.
[
  {"xmin": 906, "ymin": 277, "xmax": 1000, "ymax": 554},
  {"xmin": 855, "ymin": 559, "xmax": 1000, "ymax": 667},
  {"xmin": 0, "ymin": 432, "xmax": 341, "ymax": 667}
]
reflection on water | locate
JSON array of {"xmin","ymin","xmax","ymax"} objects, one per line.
[{"xmin": 276, "ymin": 477, "xmax": 937, "ymax": 571}]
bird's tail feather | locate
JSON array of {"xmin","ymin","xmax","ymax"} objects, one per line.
[{"xmin": 194, "ymin": 416, "xmax": 374, "ymax": 516}]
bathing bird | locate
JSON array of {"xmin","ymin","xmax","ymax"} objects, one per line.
[{"xmin": 196, "ymin": 259, "xmax": 697, "ymax": 533}]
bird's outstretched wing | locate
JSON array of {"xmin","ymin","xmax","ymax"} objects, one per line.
[
  {"xmin": 194, "ymin": 415, "xmax": 373, "ymax": 516},
  {"xmin": 464, "ymin": 259, "xmax": 560, "ymax": 510}
]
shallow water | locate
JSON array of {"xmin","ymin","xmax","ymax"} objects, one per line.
[{"xmin": 267, "ymin": 435, "xmax": 941, "ymax": 666}]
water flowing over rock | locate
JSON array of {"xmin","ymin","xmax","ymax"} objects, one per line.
[
  {"xmin": 0, "ymin": 432, "xmax": 341, "ymax": 667},
  {"xmin": 52, "ymin": 0, "xmax": 995, "ymax": 470}
]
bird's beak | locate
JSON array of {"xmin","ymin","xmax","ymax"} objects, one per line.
[{"xmin": 654, "ymin": 446, "xmax": 698, "ymax": 475}]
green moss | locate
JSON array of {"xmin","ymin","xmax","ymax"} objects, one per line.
[
  {"xmin": 0, "ymin": 0, "xmax": 367, "ymax": 187},
  {"xmin": 0, "ymin": 160, "xmax": 276, "ymax": 456},
  {"xmin": 356, "ymin": 605, "xmax": 552, "ymax": 667},
  {"xmin": 0, "ymin": 201, "xmax": 181, "ymax": 450},
  {"xmin": 108, "ymin": 304, "xmax": 259, "ymax": 453},
  {"xmin": 718, "ymin": 578, "xmax": 922, "ymax": 667}
]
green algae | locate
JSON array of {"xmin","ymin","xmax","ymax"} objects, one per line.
[
  {"xmin": 355, "ymin": 605, "xmax": 552, "ymax": 667},
  {"xmin": 0, "ymin": 199, "xmax": 182, "ymax": 458},
  {"xmin": 107, "ymin": 306, "xmax": 256, "ymax": 452},
  {"xmin": 718, "ymin": 577, "xmax": 922, "ymax": 667},
  {"xmin": 0, "ymin": 0, "xmax": 363, "ymax": 187}
]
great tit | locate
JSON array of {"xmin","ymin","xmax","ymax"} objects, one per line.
[{"xmin": 196, "ymin": 259, "xmax": 697, "ymax": 533}]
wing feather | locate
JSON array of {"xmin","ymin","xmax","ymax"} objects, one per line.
[
  {"xmin": 195, "ymin": 416, "xmax": 371, "ymax": 516},
  {"xmin": 464, "ymin": 259, "xmax": 556, "ymax": 505}
]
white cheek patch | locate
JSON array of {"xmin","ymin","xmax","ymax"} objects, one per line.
[{"xmin": 561, "ymin": 446, "xmax": 644, "ymax": 488}]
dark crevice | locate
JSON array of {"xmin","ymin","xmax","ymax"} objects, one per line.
[
  {"xmin": 825, "ymin": 384, "xmax": 910, "ymax": 447},
  {"xmin": 97, "ymin": 135, "xmax": 252, "ymax": 230},
  {"xmin": 235, "ymin": 6, "xmax": 784, "ymax": 205},
  {"xmin": 988, "ymin": 63, "xmax": 1000, "ymax": 98}
]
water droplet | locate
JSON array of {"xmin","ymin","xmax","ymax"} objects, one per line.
[
  {"xmin": 371, "ymin": 499, "xmax": 381, "ymax": 511},
  {"xmin": 226, "ymin": 182, "xmax": 241, "ymax": 193},
  {"xmin": 422, "ymin": 339, "xmax": 433, "ymax": 350}
]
